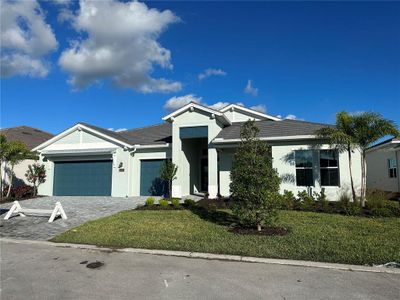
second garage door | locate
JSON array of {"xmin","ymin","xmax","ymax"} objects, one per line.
[
  {"xmin": 53, "ymin": 160, "xmax": 112, "ymax": 196},
  {"xmin": 140, "ymin": 159, "xmax": 167, "ymax": 196}
]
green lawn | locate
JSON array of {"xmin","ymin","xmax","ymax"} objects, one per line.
[{"xmin": 52, "ymin": 209, "xmax": 400, "ymax": 265}]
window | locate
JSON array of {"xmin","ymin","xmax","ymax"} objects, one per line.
[
  {"xmin": 388, "ymin": 158, "xmax": 397, "ymax": 178},
  {"xmin": 295, "ymin": 150, "xmax": 314, "ymax": 186},
  {"xmin": 320, "ymin": 150, "xmax": 339, "ymax": 186}
]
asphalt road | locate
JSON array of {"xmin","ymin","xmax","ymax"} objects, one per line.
[{"xmin": 1, "ymin": 240, "xmax": 399, "ymax": 300}]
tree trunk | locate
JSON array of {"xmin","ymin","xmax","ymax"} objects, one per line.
[
  {"xmin": 6, "ymin": 165, "xmax": 14, "ymax": 198},
  {"xmin": 347, "ymin": 147, "xmax": 356, "ymax": 202},
  {"xmin": 360, "ymin": 151, "xmax": 367, "ymax": 207},
  {"xmin": 257, "ymin": 223, "xmax": 262, "ymax": 232}
]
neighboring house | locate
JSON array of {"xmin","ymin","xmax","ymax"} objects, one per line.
[
  {"xmin": 1, "ymin": 126, "xmax": 54, "ymax": 187},
  {"xmin": 366, "ymin": 138, "xmax": 400, "ymax": 193},
  {"xmin": 33, "ymin": 103, "xmax": 361, "ymax": 200}
]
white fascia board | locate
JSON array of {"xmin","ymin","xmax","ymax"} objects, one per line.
[
  {"xmin": 366, "ymin": 140, "xmax": 400, "ymax": 153},
  {"xmin": 133, "ymin": 143, "xmax": 171, "ymax": 149},
  {"xmin": 41, "ymin": 148, "xmax": 116, "ymax": 156},
  {"xmin": 219, "ymin": 104, "xmax": 282, "ymax": 121},
  {"xmin": 213, "ymin": 135, "xmax": 317, "ymax": 144},
  {"xmin": 162, "ymin": 102, "xmax": 231, "ymax": 125},
  {"xmin": 33, "ymin": 123, "xmax": 133, "ymax": 151}
]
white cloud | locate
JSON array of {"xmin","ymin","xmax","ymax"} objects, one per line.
[
  {"xmin": 244, "ymin": 79, "xmax": 258, "ymax": 97},
  {"xmin": 164, "ymin": 94, "xmax": 203, "ymax": 111},
  {"xmin": 208, "ymin": 102, "xmax": 231, "ymax": 110},
  {"xmin": 108, "ymin": 128, "xmax": 128, "ymax": 132},
  {"xmin": 250, "ymin": 104, "xmax": 266, "ymax": 113},
  {"xmin": 0, "ymin": 0, "xmax": 58, "ymax": 78},
  {"xmin": 285, "ymin": 114, "xmax": 297, "ymax": 120},
  {"xmin": 198, "ymin": 68, "xmax": 227, "ymax": 80},
  {"xmin": 59, "ymin": 0, "xmax": 181, "ymax": 93}
]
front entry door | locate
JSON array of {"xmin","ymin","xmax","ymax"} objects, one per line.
[{"xmin": 200, "ymin": 157, "xmax": 208, "ymax": 192}]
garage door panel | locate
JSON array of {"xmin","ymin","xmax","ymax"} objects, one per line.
[
  {"xmin": 140, "ymin": 159, "xmax": 167, "ymax": 196},
  {"xmin": 54, "ymin": 160, "xmax": 112, "ymax": 196}
]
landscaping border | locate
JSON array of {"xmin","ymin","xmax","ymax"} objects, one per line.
[{"xmin": 2, "ymin": 238, "xmax": 399, "ymax": 275}]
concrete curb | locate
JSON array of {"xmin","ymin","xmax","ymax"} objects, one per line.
[{"xmin": 1, "ymin": 238, "xmax": 399, "ymax": 275}]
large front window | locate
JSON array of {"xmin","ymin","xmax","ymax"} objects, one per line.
[
  {"xmin": 320, "ymin": 150, "xmax": 340, "ymax": 186},
  {"xmin": 295, "ymin": 150, "xmax": 314, "ymax": 186}
]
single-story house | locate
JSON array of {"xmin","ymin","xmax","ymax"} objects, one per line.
[
  {"xmin": 33, "ymin": 102, "xmax": 361, "ymax": 200},
  {"xmin": 366, "ymin": 137, "xmax": 399, "ymax": 193},
  {"xmin": 1, "ymin": 126, "xmax": 54, "ymax": 187}
]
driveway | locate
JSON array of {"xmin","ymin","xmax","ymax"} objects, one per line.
[
  {"xmin": 1, "ymin": 240, "xmax": 399, "ymax": 300},
  {"xmin": 0, "ymin": 196, "xmax": 146, "ymax": 240}
]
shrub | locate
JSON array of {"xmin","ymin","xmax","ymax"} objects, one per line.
[
  {"xmin": 281, "ymin": 190, "xmax": 296, "ymax": 210},
  {"xmin": 159, "ymin": 199, "xmax": 169, "ymax": 208},
  {"xmin": 385, "ymin": 201, "xmax": 400, "ymax": 217},
  {"xmin": 2, "ymin": 184, "xmax": 34, "ymax": 199},
  {"xmin": 171, "ymin": 198, "xmax": 180, "ymax": 208},
  {"xmin": 184, "ymin": 199, "xmax": 196, "ymax": 207},
  {"xmin": 370, "ymin": 207, "xmax": 393, "ymax": 217},
  {"xmin": 366, "ymin": 189, "xmax": 386, "ymax": 210},
  {"xmin": 297, "ymin": 190, "xmax": 315, "ymax": 211},
  {"xmin": 343, "ymin": 202, "xmax": 361, "ymax": 216},
  {"xmin": 145, "ymin": 197, "xmax": 155, "ymax": 206},
  {"xmin": 338, "ymin": 188, "xmax": 361, "ymax": 215}
]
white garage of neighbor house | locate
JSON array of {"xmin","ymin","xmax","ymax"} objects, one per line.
[
  {"xmin": 34, "ymin": 102, "xmax": 361, "ymax": 200},
  {"xmin": 366, "ymin": 137, "xmax": 399, "ymax": 193}
]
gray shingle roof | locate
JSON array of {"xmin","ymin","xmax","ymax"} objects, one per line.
[
  {"xmin": 119, "ymin": 123, "xmax": 172, "ymax": 145},
  {"xmin": 215, "ymin": 119, "xmax": 333, "ymax": 140},
  {"xmin": 81, "ymin": 122, "xmax": 171, "ymax": 146},
  {"xmin": 0, "ymin": 126, "xmax": 54, "ymax": 150}
]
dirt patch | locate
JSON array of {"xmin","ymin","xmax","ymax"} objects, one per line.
[{"xmin": 229, "ymin": 226, "xmax": 289, "ymax": 236}]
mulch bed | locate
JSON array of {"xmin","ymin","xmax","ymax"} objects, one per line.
[{"xmin": 229, "ymin": 226, "xmax": 289, "ymax": 236}]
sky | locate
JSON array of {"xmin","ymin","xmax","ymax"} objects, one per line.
[{"xmin": 1, "ymin": 0, "xmax": 399, "ymax": 134}]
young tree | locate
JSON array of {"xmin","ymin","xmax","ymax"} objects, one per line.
[
  {"xmin": 25, "ymin": 163, "xmax": 47, "ymax": 196},
  {"xmin": 160, "ymin": 160, "xmax": 178, "ymax": 199},
  {"xmin": 230, "ymin": 120, "xmax": 281, "ymax": 232},
  {"xmin": 0, "ymin": 134, "xmax": 37, "ymax": 197},
  {"xmin": 351, "ymin": 112, "xmax": 398, "ymax": 206},
  {"xmin": 315, "ymin": 112, "xmax": 357, "ymax": 202}
]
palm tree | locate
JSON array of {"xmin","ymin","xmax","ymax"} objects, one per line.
[
  {"xmin": 351, "ymin": 112, "xmax": 398, "ymax": 206},
  {"xmin": 315, "ymin": 112, "xmax": 357, "ymax": 202},
  {"xmin": 0, "ymin": 134, "xmax": 38, "ymax": 197}
]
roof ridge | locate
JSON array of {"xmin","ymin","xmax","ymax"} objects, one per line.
[
  {"xmin": 123, "ymin": 122, "xmax": 169, "ymax": 133},
  {"xmin": 0, "ymin": 125, "xmax": 54, "ymax": 136}
]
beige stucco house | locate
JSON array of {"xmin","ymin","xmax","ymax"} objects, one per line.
[
  {"xmin": 1, "ymin": 126, "xmax": 54, "ymax": 187},
  {"xmin": 366, "ymin": 138, "xmax": 399, "ymax": 193},
  {"xmin": 33, "ymin": 103, "xmax": 361, "ymax": 200}
]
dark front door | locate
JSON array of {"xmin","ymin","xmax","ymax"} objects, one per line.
[
  {"xmin": 53, "ymin": 160, "xmax": 112, "ymax": 196},
  {"xmin": 200, "ymin": 157, "xmax": 208, "ymax": 192}
]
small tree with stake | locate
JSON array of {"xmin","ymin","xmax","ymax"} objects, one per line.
[
  {"xmin": 230, "ymin": 120, "xmax": 281, "ymax": 232},
  {"xmin": 25, "ymin": 163, "xmax": 46, "ymax": 196},
  {"xmin": 160, "ymin": 160, "xmax": 178, "ymax": 199}
]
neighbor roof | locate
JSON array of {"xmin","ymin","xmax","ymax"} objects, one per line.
[
  {"xmin": 214, "ymin": 119, "xmax": 332, "ymax": 141},
  {"xmin": 0, "ymin": 126, "xmax": 54, "ymax": 150}
]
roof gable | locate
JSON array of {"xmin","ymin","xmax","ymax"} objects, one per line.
[
  {"xmin": 219, "ymin": 104, "xmax": 281, "ymax": 121},
  {"xmin": 162, "ymin": 102, "xmax": 231, "ymax": 125}
]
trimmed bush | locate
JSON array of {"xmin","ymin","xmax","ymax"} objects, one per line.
[
  {"xmin": 145, "ymin": 197, "xmax": 155, "ymax": 206},
  {"xmin": 2, "ymin": 184, "xmax": 34, "ymax": 199},
  {"xmin": 297, "ymin": 190, "xmax": 315, "ymax": 211},
  {"xmin": 159, "ymin": 199, "xmax": 169, "ymax": 208},
  {"xmin": 281, "ymin": 190, "xmax": 296, "ymax": 210},
  {"xmin": 385, "ymin": 201, "xmax": 400, "ymax": 217},
  {"xmin": 171, "ymin": 198, "xmax": 180, "ymax": 208},
  {"xmin": 184, "ymin": 199, "xmax": 196, "ymax": 207}
]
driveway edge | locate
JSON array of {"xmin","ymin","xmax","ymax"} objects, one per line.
[{"xmin": 2, "ymin": 238, "xmax": 399, "ymax": 275}]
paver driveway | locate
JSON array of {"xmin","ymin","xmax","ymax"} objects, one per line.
[{"xmin": 0, "ymin": 196, "xmax": 146, "ymax": 240}]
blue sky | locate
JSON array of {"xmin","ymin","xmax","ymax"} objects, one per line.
[{"xmin": 1, "ymin": 0, "xmax": 399, "ymax": 134}]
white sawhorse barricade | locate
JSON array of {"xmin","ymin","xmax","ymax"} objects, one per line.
[{"xmin": 4, "ymin": 201, "xmax": 67, "ymax": 223}]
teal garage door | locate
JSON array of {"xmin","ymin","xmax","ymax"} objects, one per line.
[
  {"xmin": 53, "ymin": 160, "xmax": 112, "ymax": 196},
  {"xmin": 140, "ymin": 159, "xmax": 167, "ymax": 196}
]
